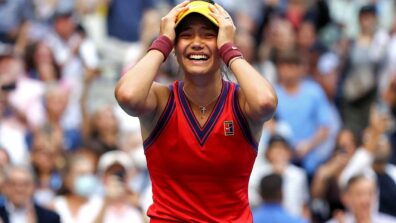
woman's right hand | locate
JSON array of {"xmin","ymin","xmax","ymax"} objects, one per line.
[{"xmin": 160, "ymin": 1, "xmax": 189, "ymax": 41}]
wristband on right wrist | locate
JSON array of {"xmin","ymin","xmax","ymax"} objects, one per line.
[
  {"xmin": 147, "ymin": 35, "xmax": 173, "ymax": 61},
  {"xmin": 219, "ymin": 42, "xmax": 243, "ymax": 66}
]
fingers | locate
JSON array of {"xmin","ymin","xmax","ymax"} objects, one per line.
[
  {"xmin": 168, "ymin": 0, "xmax": 190, "ymax": 18},
  {"xmin": 208, "ymin": 3, "xmax": 233, "ymax": 25}
]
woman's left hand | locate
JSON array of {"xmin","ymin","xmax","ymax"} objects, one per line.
[{"xmin": 209, "ymin": 4, "xmax": 236, "ymax": 48}]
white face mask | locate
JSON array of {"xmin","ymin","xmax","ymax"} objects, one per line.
[{"xmin": 73, "ymin": 174, "xmax": 98, "ymax": 198}]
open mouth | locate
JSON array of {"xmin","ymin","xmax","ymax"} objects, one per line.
[{"xmin": 187, "ymin": 54, "xmax": 209, "ymax": 61}]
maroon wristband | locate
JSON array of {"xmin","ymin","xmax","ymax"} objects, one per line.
[
  {"xmin": 219, "ymin": 42, "xmax": 243, "ymax": 66},
  {"xmin": 148, "ymin": 35, "xmax": 173, "ymax": 61}
]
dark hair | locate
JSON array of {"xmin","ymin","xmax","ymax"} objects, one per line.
[
  {"xmin": 24, "ymin": 41, "xmax": 61, "ymax": 80},
  {"xmin": 267, "ymin": 134, "xmax": 290, "ymax": 149},
  {"xmin": 359, "ymin": 4, "xmax": 377, "ymax": 17},
  {"xmin": 190, "ymin": 0, "xmax": 215, "ymax": 4},
  {"xmin": 259, "ymin": 173, "xmax": 283, "ymax": 202},
  {"xmin": 175, "ymin": 13, "xmax": 219, "ymax": 39}
]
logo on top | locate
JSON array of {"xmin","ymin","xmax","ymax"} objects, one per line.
[{"xmin": 224, "ymin": 120, "xmax": 234, "ymax": 136}]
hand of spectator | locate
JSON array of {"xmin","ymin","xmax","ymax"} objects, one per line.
[
  {"xmin": 363, "ymin": 105, "xmax": 390, "ymax": 153},
  {"xmin": 160, "ymin": 1, "xmax": 189, "ymax": 41},
  {"xmin": 325, "ymin": 152, "xmax": 349, "ymax": 176},
  {"xmin": 295, "ymin": 140, "xmax": 312, "ymax": 159},
  {"xmin": 369, "ymin": 104, "xmax": 390, "ymax": 134},
  {"xmin": 83, "ymin": 68, "xmax": 100, "ymax": 85},
  {"xmin": 208, "ymin": 4, "xmax": 236, "ymax": 48}
]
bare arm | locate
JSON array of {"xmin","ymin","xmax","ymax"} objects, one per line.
[
  {"xmin": 209, "ymin": 4, "xmax": 277, "ymax": 129},
  {"xmin": 115, "ymin": 50, "xmax": 165, "ymax": 117},
  {"xmin": 115, "ymin": 2, "xmax": 189, "ymax": 118},
  {"xmin": 230, "ymin": 59, "xmax": 278, "ymax": 123},
  {"xmin": 296, "ymin": 126, "xmax": 329, "ymax": 158}
]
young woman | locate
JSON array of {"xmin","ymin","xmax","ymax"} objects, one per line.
[{"xmin": 115, "ymin": 0, "xmax": 277, "ymax": 222}]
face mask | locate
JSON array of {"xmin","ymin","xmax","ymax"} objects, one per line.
[{"xmin": 74, "ymin": 174, "xmax": 98, "ymax": 198}]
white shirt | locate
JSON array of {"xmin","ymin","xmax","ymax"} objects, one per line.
[
  {"xmin": 102, "ymin": 204, "xmax": 144, "ymax": 223},
  {"xmin": 5, "ymin": 202, "xmax": 29, "ymax": 223},
  {"xmin": 326, "ymin": 212, "xmax": 396, "ymax": 223},
  {"xmin": 340, "ymin": 148, "xmax": 396, "ymax": 188},
  {"xmin": 53, "ymin": 196, "xmax": 103, "ymax": 223}
]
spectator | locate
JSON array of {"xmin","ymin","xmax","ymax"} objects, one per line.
[
  {"xmin": 274, "ymin": 50, "xmax": 332, "ymax": 175},
  {"xmin": 53, "ymin": 152, "xmax": 102, "ymax": 223},
  {"xmin": 45, "ymin": 6, "xmax": 100, "ymax": 132},
  {"xmin": 0, "ymin": 0, "xmax": 33, "ymax": 46},
  {"xmin": 24, "ymin": 41, "xmax": 61, "ymax": 82},
  {"xmin": 250, "ymin": 134, "xmax": 309, "ymax": 217},
  {"xmin": 94, "ymin": 151, "xmax": 145, "ymax": 223},
  {"xmin": 382, "ymin": 73, "xmax": 396, "ymax": 164},
  {"xmin": 30, "ymin": 131, "xmax": 62, "ymax": 208},
  {"xmin": 253, "ymin": 173, "xmax": 308, "ymax": 223},
  {"xmin": 39, "ymin": 84, "xmax": 82, "ymax": 151},
  {"xmin": 340, "ymin": 106, "xmax": 396, "ymax": 218},
  {"xmin": 0, "ymin": 48, "xmax": 32, "ymax": 165},
  {"xmin": 310, "ymin": 129, "xmax": 358, "ymax": 222},
  {"xmin": 0, "ymin": 165, "xmax": 61, "ymax": 223},
  {"xmin": 327, "ymin": 175, "xmax": 396, "ymax": 223},
  {"xmin": 80, "ymin": 56, "xmax": 118, "ymax": 157},
  {"xmin": 103, "ymin": 0, "xmax": 158, "ymax": 75},
  {"xmin": 296, "ymin": 19, "xmax": 327, "ymax": 79},
  {"xmin": 338, "ymin": 4, "xmax": 389, "ymax": 137}
]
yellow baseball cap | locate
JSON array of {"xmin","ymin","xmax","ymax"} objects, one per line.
[{"xmin": 175, "ymin": 1, "xmax": 219, "ymax": 27}]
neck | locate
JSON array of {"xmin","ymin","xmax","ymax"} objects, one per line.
[
  {"xmin": 282, "ymin": 81, "xmax": 300, "ymax": 93},
  {"xmin": 183, "ymin": 73, "xmax": 223, "ymax": 120},
  {"xmin": 183, "ymin": 71, "xmax": 223, "ymax": 106}
]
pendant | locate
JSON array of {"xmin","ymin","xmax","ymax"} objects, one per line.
[{"xmin": 199, "ymin": 106, "xmax": 207, "ymax": 119}]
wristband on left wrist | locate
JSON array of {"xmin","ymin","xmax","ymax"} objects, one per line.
[{"xmin": 219, "ymin": 42, "xmax": 243, "ymax": 67}]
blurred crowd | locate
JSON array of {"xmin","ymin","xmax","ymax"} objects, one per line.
[{"xmin": 0, "ymin": 0, "xmax": 396, "ymax": 222}]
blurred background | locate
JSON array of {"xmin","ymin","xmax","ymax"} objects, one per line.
[{"xmin": 0, "ymin": 0, "xmax": 395, "ymax": 222}]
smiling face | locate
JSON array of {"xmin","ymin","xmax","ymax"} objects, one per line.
[{"xmin": 175, "ymin": 14, "xmax": 221, "ymax": 77}]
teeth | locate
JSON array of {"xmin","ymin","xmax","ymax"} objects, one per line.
[{"xmin": 189, "ymin": 54, "xmax": 208, "ymax": 60}]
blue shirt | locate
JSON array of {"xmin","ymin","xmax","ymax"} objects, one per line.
[
  {"xmin": 275, "ymin": 79, "xmax": 331, "ymax": 146},
  {"xmin": 106, "ymin": 0, "xmax": 155, "ymax": 42},
  {"xmin": 253, "ymin": 203, "xmax": 308, "ymax": 223}
]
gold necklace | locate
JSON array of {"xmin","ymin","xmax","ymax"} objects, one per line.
[{"xmin": 182, "ymin": 86, "xmax": 221, "ymax": 119}]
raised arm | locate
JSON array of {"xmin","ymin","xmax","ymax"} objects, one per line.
[
  {"xmin": 114, "ymin": 2, "xmax": 189, "ymax": 118},
  {"xmin": 209, "ymin": 4, "xmax": 278, "ymax": 126}
]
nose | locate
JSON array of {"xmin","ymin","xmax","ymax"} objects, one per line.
[{"xmin": 191, "ymin": 35, "xmax": 204, "ymax": 50}]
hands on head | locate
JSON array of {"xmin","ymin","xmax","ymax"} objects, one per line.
[{"xmin": 160, "ymin": 0, "xmax": 236, "ymax": 48}]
